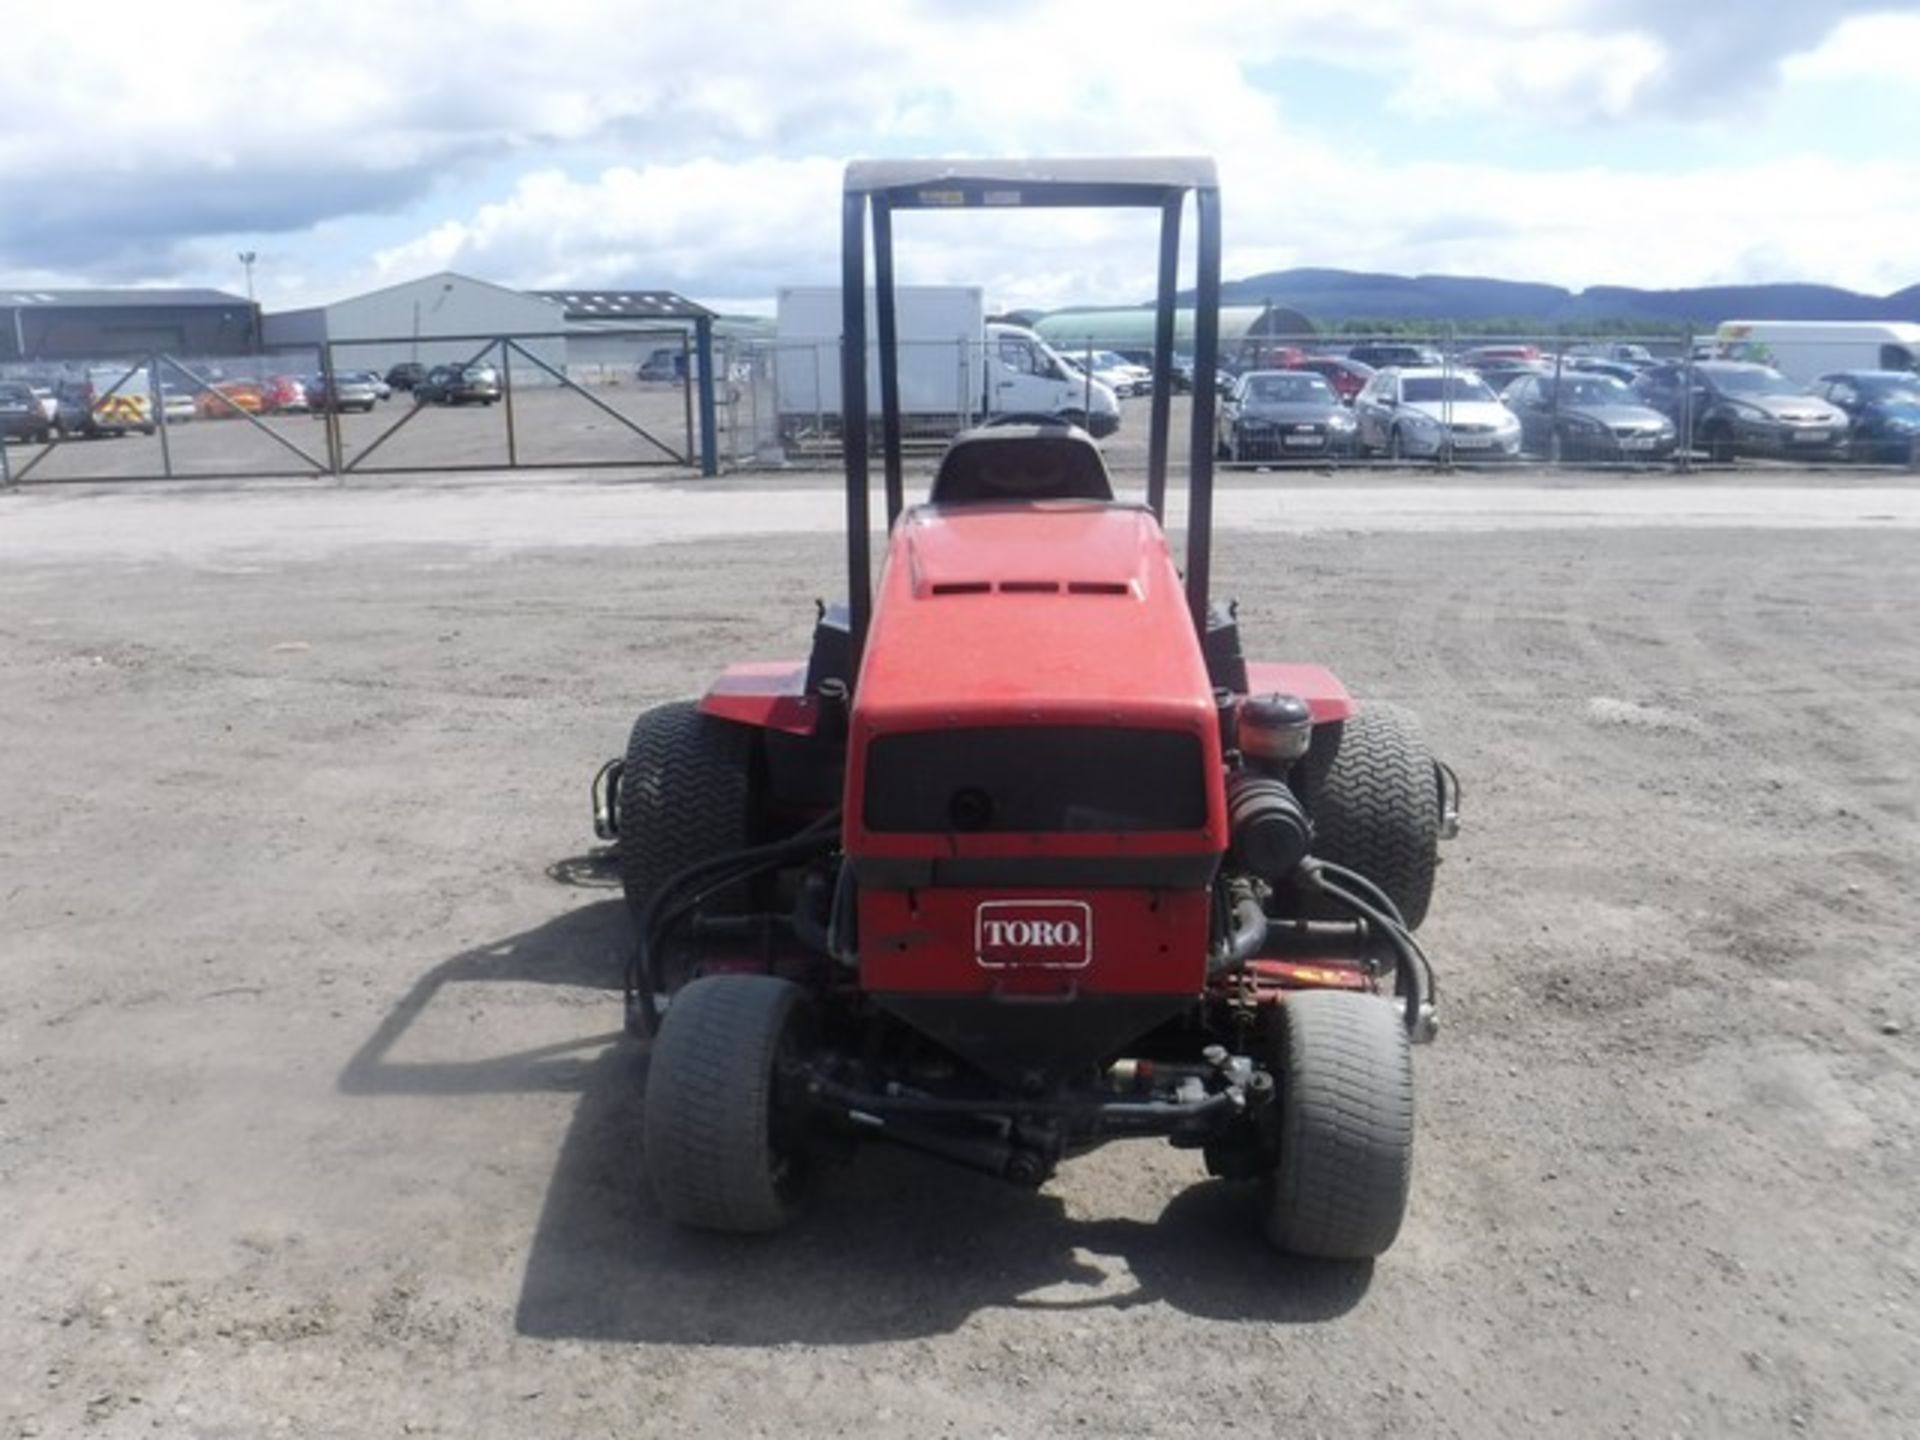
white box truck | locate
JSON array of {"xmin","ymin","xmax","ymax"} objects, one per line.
[
  {"xmin": 775, "ymin": 285, "xmax": 1119, "ymax": 447},
  {"xmin": 1713, "ymin": 320, "xmax": 1920, "ymax": 384}
]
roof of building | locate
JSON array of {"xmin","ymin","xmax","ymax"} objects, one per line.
[
  {"xmin": 530, "ymin": 289, "xmax": 713, "ymax": 321},
  {"xmin": 1, "ymin": 287, "xmax": 250, "ymax": 309}
]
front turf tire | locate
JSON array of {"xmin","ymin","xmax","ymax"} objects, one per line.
[
  {"xmin": 1265, "ymin": 990, "xmax": 1414, "ymax": 1260},
  {"xmin": 644, "ymin": 974, "xmax": 815, "ymax": 1233}
]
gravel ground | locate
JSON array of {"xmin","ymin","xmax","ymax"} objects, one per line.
[{"xmin": 1, "ymin": 471, "xmax": 1917, "ymax": 1438}]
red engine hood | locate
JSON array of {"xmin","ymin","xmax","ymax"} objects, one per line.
[{"xmin": 853, "ymin": 501, "xmax": 1215, "ymax": 727}]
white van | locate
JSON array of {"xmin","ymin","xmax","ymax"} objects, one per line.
[
  {"xmin": 1713, "ymin": 321, "xmax": 1920, "ymax": 385},
  {"xmin": 776, "ymin": 286, "xmax": 1120, "ymax": 443}
]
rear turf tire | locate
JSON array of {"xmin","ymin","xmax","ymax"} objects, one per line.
[
  {"xmin": 644, "ymin": 974, "xmax": 815, "ymax": 1233},
  {"xmin": 1265, "ymin": 990, "xmax": 1414, "ymax": 1260},
  {"xmin": 1299, "ymin": 703, "xmax": 1441, "ymax": 929}
]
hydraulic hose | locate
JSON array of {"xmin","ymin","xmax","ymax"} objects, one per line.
[
  {"xmin": 1294, "ymin": 859, "xmax": 1436, "ymax": 1035},
  {"xmin": 625, "ymin": 810, "xmax": 842, "ymax": 1037}
]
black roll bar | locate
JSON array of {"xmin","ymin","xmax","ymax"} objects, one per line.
[{"xmin": 840, "ymin": 157, "xmax": 1223, "ymax": 678}]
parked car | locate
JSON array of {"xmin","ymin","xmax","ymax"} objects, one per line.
[
  {"xmin": 1501, "ymin": 371, "xmax": 1677, "ymax": 461},
  {"xmin": 1113, "ymin": 348, "xmax": 1192, "ymax": 393},
  {"xmin": 1057, "ymin": 348, "xmax": 1147, "ymax": 398},
  {"xmin": 1631, "ymin": 361, "xmax": 1848, "ymax": 461},
  {"xmin": 1215, "ymin": 369, "xmax": 1355, "ymax": 462},
  {"xmin": 158, "ymin": 386, "xmax": 198, "ymax": 425},
  {"xmin": 637, "ymin": 348, "xmax": 688, "ymax": 382},
  {"xmin": 196, "ymin": 380, "xmax": 267, "ymax": 419},
  {"xmin": 1460, "ymin": 343, "xmax": 1541, "ymax": 368},
  {"xmin": 1470, "ymin": 359, "xmax": 1554, "ymax": 396},
  {"xmin": 1283, "ymin": 354, "xmax": 1374, "ymax": 404},
  {"xmin": 1564, "ymin": 355, "xmax": 1643, "ymax": 385},
  {"xmin": 307, "ymin": 371, "xmax": 381, "ymax": 413},
  {"xmin": 1348, "ymin": 341, "xmax": 1443, "ymax": 371},
  {"xmin": 1570, "ymin": 341, "xmax": 1656, "ymax": 368},
  {"xmin": 385, "ymin": 362, "xmax": 428, "ymax": 392},
  {"xmin": 1353, "ymin": 367, "xmax": 1522, "ymax": 459},
  {"xmin": 260, "ymin": 375, "xmax": 309, "ymax": 413},
  {"xmin": 415, "ymin": 363, "xmax": 501, "ymax": 406},
  {"xmin": 1813, "ymin": 370, "xmax": 1920, "ymax": 463},
  {"xmin": 55, "ymin": 371, "xmax": 155, "ymax": 436},
  {"xmin": 21, "ymin": 379, "xmax": 59, "ymax": 425},
  {"xmin": 0, "ymin": 380, "xmax": 54, "ymax": 442}
]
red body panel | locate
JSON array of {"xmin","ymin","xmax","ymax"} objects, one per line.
[
  {"xmin": 843, "ymin": 501, "xmax": 1227, "ymax": 861},
  {"xmin": 697, "ymin": 661, "xmax": 821, "ymax": 735},
  {"xmin": 861, "ymin": 887, "xmax": 1210, "ymax": 997}
]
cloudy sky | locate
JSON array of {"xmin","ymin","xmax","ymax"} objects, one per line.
[{"xmin": 5, "ymin": 1, "xmax": 1918, "ymax": 314}]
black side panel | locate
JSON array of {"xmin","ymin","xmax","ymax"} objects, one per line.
[
  {"xmin": 1203, "ymin": 602, "xmax": 1248, "ymax": 694},
  {"xmin": 804, "ymin": 603, "xmax": 853, "ymax": 694},
  {"xmin": 864, "ymin": 727, "xmax": 1207, "ymax": 834}
]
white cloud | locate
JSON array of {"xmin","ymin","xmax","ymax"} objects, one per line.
[{"xmin": 3, "ymin": 0, "xmax": 1917, "ymax": 302}]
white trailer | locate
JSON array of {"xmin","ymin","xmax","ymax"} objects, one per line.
[
  {"xmin": 1713, "ymin": 320, "xmax": 1920, "ymax": 384},
  {"xmin": 774, "ymin": 285, "xmax": 1118, "ymax": 445}
]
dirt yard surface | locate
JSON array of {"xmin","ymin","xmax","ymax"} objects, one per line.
[{"xmin": 2, "ymin": 470, "xmax": 1917, "ymax": 1438}]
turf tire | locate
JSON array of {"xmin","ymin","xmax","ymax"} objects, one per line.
[
  {"xmin": 1264, "ymin": 990, "xmax": 1414, "ymax": 1259},
  {"xmin": 617, "ymin": 700, "xmax": 753, "ymax": 924},
  {"xmin": 644, "ymin": 974, "xmax": 815, "ymax": 1232},
  {"xmin": 1299, "ymin": 702, "xmax": 1441, "ymax": 929}
]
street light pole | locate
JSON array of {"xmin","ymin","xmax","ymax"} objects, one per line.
[{"xmin": 238, "ymin": 251, "xmax": 258, "ymax": 354}]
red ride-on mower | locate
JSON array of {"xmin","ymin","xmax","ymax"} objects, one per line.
[{"xmin": 590, "ymin": 159, "xmax": 1459, "ymax": 1257}]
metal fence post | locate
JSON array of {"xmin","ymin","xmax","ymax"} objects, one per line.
[
  {"xmin": 501, "ymin": 338, "xmax": 519, "ymax": 469},
  {"xmin": 1679, "ymin": 327, "xmax": 1694, "ymax": 474},
  {"xmin": 149, "ymin": 351, "xmax": 175, "ymax": 479},
  {"xmin": 0, "ymin": 423, "xmax": 12, "ymax": 487},
  {"xmin": 694, "ymin": 318, "xmax": 718, "ymax": 477}
]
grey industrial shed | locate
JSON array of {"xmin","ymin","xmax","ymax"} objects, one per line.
[{"xmin": 1, "ymin": 288, "xmax": 257, "ymax": 363}]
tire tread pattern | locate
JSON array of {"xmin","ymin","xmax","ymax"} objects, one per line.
[
  {"xmin": 1266, "ymin": 990, "xmax": 1414, "ymax": 1259},
  {"xmin": 643, "ymin": 974, "xmax": 807, "ymax": 1232},
  {"xmin": 1301, "ymin": 703, "xmax": 1441, "ymax": 929},
  {"xmin": 617, "ymin": 700, "xmax": 752, "ymax": 921}
]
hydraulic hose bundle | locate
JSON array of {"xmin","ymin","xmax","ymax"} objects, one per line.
[{"xmin": 623, "ymin": 809, "xmax": 843, "ymax": 1037}]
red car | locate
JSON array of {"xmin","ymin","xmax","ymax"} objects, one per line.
[
  {"xmin": 261, "ymin": 375, "xmax": 309, "ymax": 414},
  {"xmin": 1284, "ymin": 354, "xmax": 1375, "ymax": 404}
]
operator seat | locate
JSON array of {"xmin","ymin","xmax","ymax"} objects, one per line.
[{"xmin": 929, "ymin": 422, "xmax": 1115, "ymax": 506}]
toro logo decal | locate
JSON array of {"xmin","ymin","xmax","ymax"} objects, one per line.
[{"xmin": 974, "ymin": 900, "xmax": 1093, "ymax": 969}]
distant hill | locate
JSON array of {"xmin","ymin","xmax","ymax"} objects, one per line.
[{"xmin": 1179, "ymin": 268, "xmax": 1920, "ymax": 330}]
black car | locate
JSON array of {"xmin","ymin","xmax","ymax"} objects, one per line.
[
  {"xmin": 1631, "ymin": 362, "xmax": 1848, "ymax": 461},
  {"xmin": 1348, "ymin": 341, "xmax": 1442, "ymax": 371},
  {"xmin": 1812, "ymin": 370, "xmax": 1920, "ymax": 463},
  {"xmin": 385, "ymin": 362, "xmax": 428, "ymax": 392},
  {"xmin": 1215, "ymin": 369, "xmax": 1356, "ymax": 462},
  {"xmin": 0, "ymin": 380, "xmax": 53, "ymax": 443},
  {"xmin": 1501, "ymin": 371, "xmax": 1676, "ymax": 461},
  {"xmin": 414, "ymin": 364, "xmax": 502, "ymax": 406}
]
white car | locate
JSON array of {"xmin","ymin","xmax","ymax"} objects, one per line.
[
  {"xmin": 1058, "ymin": 347, "xmax": 1148, "ymax": 398},
  {"xmin": 1353, "ymin": 366, "xmax": 1523, "ymax": 459}
]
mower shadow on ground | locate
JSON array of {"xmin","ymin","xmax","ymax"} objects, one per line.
[
  {"xmin": 339, "ymin": 893, "xmax": 1373, "ymax": 1345},
  {"xmin": 514, "ymin": 1047, "xmax": 1374, "ymax": 1345}
]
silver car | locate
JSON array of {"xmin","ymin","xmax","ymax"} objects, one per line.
[{"xmin": 1353, "ymin": 367, "xmax": 1523, "ymax": 459}]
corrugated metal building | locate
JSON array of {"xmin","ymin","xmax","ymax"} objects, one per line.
[
  {"xmin": 529, "ymin": 289, "xmax": 715, "ymax": 379},
  {"xmin": 0, "ymin": 288, "xmax": 257, "ymax": 363},
  {"xmin": 262, "ymin": 272, "xmax": 566, "ymax": 379}
]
